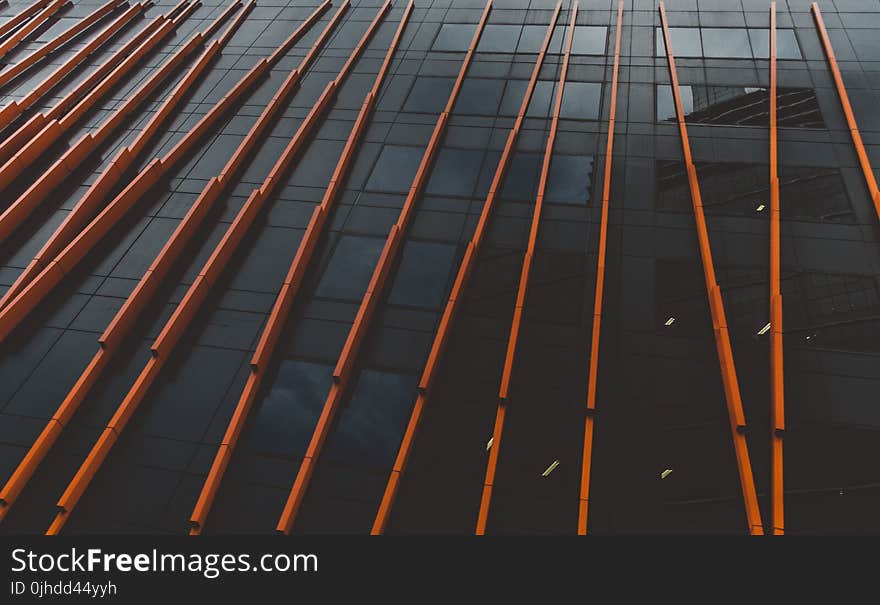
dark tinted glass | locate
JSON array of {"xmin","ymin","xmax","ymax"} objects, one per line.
[
  {"xmin": 426, "ymin": 147, "xmax": 484, "ymax": 198},
  {"xmin": 546, "ymin": 155, "xmax": 594, "ymax": 205},
  {"xmin": 656, "ymin": 27, "xmax": 703, "ymax": 57},
  {"xmin": 403, "ymin": 77, "xmax": 455, "ymax": 114},
  {"xmin": 388, "ymin": 240, "xmax": 458, "ymax": 309},
  {"xmin": 657, "ymin": 85, "xmax": 824, "ymax": 128},
  {"xmin": 749, "ymin": 28, "xmax": 802, "ymax": 59},
  {"xmin": 657, "ymin": 161, "xmax": 854, "ymax": 222},
  {"xmin": 245, "ymin": 361, "xmax": 333, "ymax": 458},
  {"xmin": 432, "ymin": 23, "xmax": 476, "ymax": 52},
  {"xmin": 454, "ymin": 78, "xmax": 505, "ymax": 115},
  {"xmin": 701, "ymin": 28, "xmax": 752, "ymax": 58},
  {"xmin": 315, "ymin": 236, "xmax": 385, "ymax": 300},
  {"xmin": 571, "ymin": 25, "xmax": 607, "ymax": 55},
  {"xmin": 502, "ymin": 152, "xmax": 542, "ymax": 200},
  {"xmin": 560, "ymin": 82, "xmax": 602, "ymax": 120},
  {"xmin": 477, "ymin": 24, "xmax": 521, "ymax": 53},
  {"xmin": 366, "ymin": 145, "xmax": 422, "ymax": 192},
  {"xmin": 322, "ymin": 370, "xmax": 419, "ymax": 468}
]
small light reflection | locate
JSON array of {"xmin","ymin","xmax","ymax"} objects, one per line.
[
  {"xmin": 486, "ymin": 437, "xmax": 493, "ymax": 451},
  {"xmin": 756, "ymin": 203, "xmax": 765, "ymax": 212},
  {"xmin": 758, "ymin": 322, "xmax": 771, "ymax": 335},
  {"xmin": 660, "ymin": 469, "xmax": 673, "ymax": 479},
  {"xmin": 665, "ymin": 317, "xmax": 676, "ymax": 326},
  {"xmin": 542, "ymin": 460, "xmax": 560, "ymax": 477}
]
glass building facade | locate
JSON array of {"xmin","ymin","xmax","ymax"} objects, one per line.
[{"xmin": 0, "ymin": 0, "xmax": 877, "ymax": 535}]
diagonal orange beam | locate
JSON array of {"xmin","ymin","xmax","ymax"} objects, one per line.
[
  {"xmin": 43, "ymin": 0, "xmax": 383, "ymax": 536},
  {"xmin": 0, "ymin": 0, "xmax": 184, "ymax": 167},
  {"xmin": 0, "ymin": 0, "xmax": 331, "ymax": 344},
  {"xmin": 0, "ymin": 0, "xmax": 125, "ymax": 89},
  {"xmin": 0, "ymin": 0, "xmax": 70, "ymax": 61},
  {"xmin": 811, "ymin": 3, "xmax": 880, "ymax": 223},
  {"xmin": 0, "ymin": 0, "xmax": 238, "ymax": 249},
  {"xmin": 659, "ymin": 1, "xmax": 763, "ymax": 535},
  {"xmin": 0, "ymin": 1, "xmax": 252, "ymax": 525},
  {"xmin": 0, "ymin": 0, "xmax": 54, "ymax": 43},
  {"xmin": 768, "ymin": 1, "xmax": 785, "ymax": 537},
  {"xmin": 0, "ymin": 1, "xmax": 150, "ymax": 131},
  {"xmin": 190, "ymin": 0, "xmax": 414, "ymax": 535},
  {"xmin": 189, "ymin": 1, "xmax": 414, "ymax": 536},
  {"xmin": 370, "ymin": 0, "xmax": 563, "ymax": 536},
  {"xmin": 578, "ymin": 0, "xmax": 623, "ymax": 536},
  {"xmin": 276, "ymin": 0, "xmax": 495, "ymax": 536},
  {"xmin": 0, "ymin": 0, "xmax": 197, "ymax": 194},
  {"xmin": 475, "ymin": 1, "xmax": 576, "ymax": 536}
]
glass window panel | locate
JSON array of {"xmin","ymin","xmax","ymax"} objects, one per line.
[
  {"xmin": 656, "ymin": 84, "xmax": 694, "ymax": 121},
  {"xmin": 546, "ymin": 155, "xmax": 594, "ymax": 204},
  {"xmin": 502, "ymin": 152, "xmax": 541, "ymax": 200},
  {"xmin": 454, "ymin": 78, "xmax": 505, "ymax": 115},
  {"xmin": 517, "ymin": 24, "xmax": 563, "ymax": 53},
  {"xmin": 748, "ymin": 28, "xmax": 802, "ymax": 59},
  {"xmin": 389, "ymin": 240, "xmax": 458, "ymax": 308},
  {"xmin": 847, "ymin": 28, "xmax": 880, "ymax": 61},
  {"xmin": 403, "ymin": 76, "xmax": 455, "ymax": 114},
  {"xmin": 315, "ymin": 235, "xmax": 385, "ymax": 300},
  {"xmin": 499, "ymin": 79, "xmax": 556, "ymax": 117},
  {"xmin": 365, "ymin": 145, "xmax": 422, "ymax": 192},
  {"xmin": 426, "ymin": 147, "xmax": 484, "ymax": 198},
  {"xmin": 323, "ymin": 370, "xmax": 419, "ymax": 469},
  {"xmin": 701, "ymin": 28, "xmax": 752, "ymax": 58},
  {"xmin": 571, "ymin": 25, "xmax": 608, "ymax": 55},
  {"xmin": 476, "ymin": 24, "xmax": 521, "ymax": 52},
  {"xmin": 245, "ymin": 361, "xmax": 333, "ymax": 458},
  {"xmin": 560, "ymin": 82, "xmax": 602, "ymax": 120},
  {"xmin": 432, "ymin": 23, "xmax": 477, "ymax": 52},
  {"xmin": 656, "ymin": 27, "xmax": 703, "ymax": 57}
]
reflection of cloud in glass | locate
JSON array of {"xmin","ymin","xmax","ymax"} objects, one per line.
[
  {"xmin": 324, "ymin": 370, "xmax": 418, "ymax": 470},
  {"xmin": 246, "ymin": 360, "xmax": 333, "ymax": 458}
]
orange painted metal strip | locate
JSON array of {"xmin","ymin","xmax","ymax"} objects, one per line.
[
  {"xmin": 0, "ymin": 0, "xmax": 70, "ymax": 61},
  {"xmin": 768, "ymin": 1, "xmax": 784, "ymax": 537},
  {"xmin": 475, "ymin": 2, "xmax": 576, "ymax": 536},
  {"xmin": 276, "ymin": 0, "xmax": 494, "ymax": 537},
  {"xmin": 43, "ymin": 1, "xmax": 388, "ymax": 535},
  {"xmin": 189, "ymin": 1, "xmax": 412, "ymax": 536},
  {"xmin": 0, "ymin": 2, "xmax": 246, "ymax": 312},
  {"xmin": 658, "ymin": 1, "xmax": 763, "ymax": 535},
  {"xmin": 0, "ymin": 2, "xmax": 271, "ymax": 525},
  {"xmin": 0, "ymin": 0, "xmax": 125, "ymax": 89},
  {"xmin": 0, "ymin": 0, "xmax": 53, "ymax": 43},
  {"xmin": 0, "ymin": 3, "xmax": 162, "ymax": 155},
  {"xmin": 811, "ymin": 3, "xmax": 880, "ymax": 223},
  {"xmin": 0, "ymin": 1, "xmax": 331, "ymax": 345},
  {"xmin": 0, "ymin": 2, "xmax": 150, "ymax": 132},
  {"xmin": 578, "ymin": 0, "xmax": 623, "ymax": 536},
  {"xmin": 0, "ymin": 0, "xmax": 188, "ymax": 183},
  {"xmin": 371, "ymin": 1, "xmax": 562, "ymax": 536},
  {"xmin": 0, "ymin": 0, "xmax": 235, "ymax": 252},
  {"xmin": 0, "ymin": 0, "xmax": 198, "ymax": 191}
]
